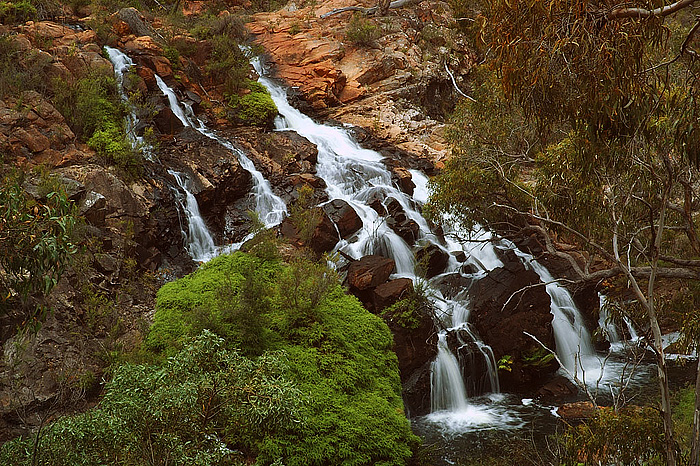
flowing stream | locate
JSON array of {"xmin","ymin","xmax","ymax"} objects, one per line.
[
  {"xmin": 106, "ymin": 46, "xmax": 286, "ymax": 261},
  {"xmin": 108, "ymin": 44, "xmax": 655, "ymax": 463}
]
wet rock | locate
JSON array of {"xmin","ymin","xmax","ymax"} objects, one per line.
[
  {"xmin": 347, "ymin": 255, "xmax": 395, "ymax": 291},
  {"xmin": 279, "ymin": 209, "xmax": 340, "ymax": 255},
  {"xmin": 416, "ymin": 243, "xmax": 449, "ymax": 278},
  {"xmin": 385, "ymin": 197, "xmax": 419, "ymax": 245},
  {"xmin": 323, "ymin": 199, "xmax": 362, "ymax": 239},
  {"xmin": 468, "ymin": 250, "xmax": 556, "ymax": 391},
  {"xmin": 373, "ymin": 277, "xmax": 413, "ymax": 311},
  {"xmin": 432, "ymin": 272, "xmax": 473, "ymax": 300},
  {"xmin": 537, "ymin": 375, "xmax": 578, "ymax": 399},
  {"xmin": 80, "ymin": 191, "xmax": 107, "ymax": 226},
  {"xmin": 392, "ymin": 166, "xmax": 415, "ymax": 196},
  {"xmin": 557, "ymin": 401, "xmax": 597, "ymax": 421},
  {"xmin": 153, "ymin": 106, "xmax": 185, "ymax": 134}
]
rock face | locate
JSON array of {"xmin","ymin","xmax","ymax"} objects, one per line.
[
  {"xmin": 323, "ymin": 199, "xmax": 363, "ymax": 239},
  {"xmin": 467, "ymin": 250, "xmax": 557, "ymax": 392},
  {"xmin": 373, "ymin": 277, "xmax": 413, "ymax": 311},
  {"xmin": 248, "ymin": 0, "xmax": 475, "ymax": 166},
  {"xmin": 347, "ymin": 255, "xmax": 396, "ymax": 291},
  {"xmin": 279, "ymin": 209, "xmax": 340, "ymax": 255}
]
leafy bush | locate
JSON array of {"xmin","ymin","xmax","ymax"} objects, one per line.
[
  {"xmin": 0, "ymin": 172, "xmax": 77, "ymax": 330},
  {"xmin": 146, "ymin": 251, "xmax": 419, "ymax": 465},
  {"xmin": 0, "ymin": 0, "xmax": 36, "ymax": 23},
  {"xmin": 52, "ymin": 74, "xmax": 143, "ymax": 176},
  {"xmin": 558, "ymin": 407, "xmax": 665, "ymax": 466},
  {"xmin": 345, "ymin": 13, "xmax": 380, "ymax": 47},
  {"xmin": 0, "ymin": 35, "xmax": 52, "ymax": 98},
  {"xmin": 0, "ymin": 330, "xmax": 301, "ymax": 466},
  {"xmin": 226, "ymin": 81, "xmax": 278, "ymax": 128}
]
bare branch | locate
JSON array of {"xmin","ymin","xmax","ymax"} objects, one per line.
[{"xmin": 607, "ymin": 0, "xmax": 697, "ymax": 20}]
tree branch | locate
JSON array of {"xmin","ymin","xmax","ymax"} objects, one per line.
[{"xmin": 607, "ymin": 0, "xmax": 697, "ymax": 20}]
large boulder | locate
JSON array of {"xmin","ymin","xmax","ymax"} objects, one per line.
[
  {"xmin": 347, "ymin": 255, "xmax": 396, "ymax": 291},
  {"xmin": 416, "ymin": 243, "xmax": 449, "ymax": 278},
  {"xmin": 323, "ymin": 199, "xmax": 363, "ymax": 239},
  {"xmin": 468, "ymin": 249, "xmax": 557, "ymax": 392},
  {"xmin": 373, "ymin": 277, "xmax": 413, "ymax": 311},
  {"xmin": 279, "ymin": 209, "xmax": 340, "ymax": 255},
  {"xmin": 385, "ymin": 197, "xmax": 419, "ymax": 245}
]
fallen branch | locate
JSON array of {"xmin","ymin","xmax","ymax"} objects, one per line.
[{"xmin": 320, "ymin": 0, "xmax": 417, "ymax": 18}]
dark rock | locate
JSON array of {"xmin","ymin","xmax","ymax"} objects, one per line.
[
  {"xmin": 432, "ymin": 273, "xmax": 473, "ymax": 300},
  {"xmin": 416, "ymin": 243, "xmax": 449, "ymax": 278},
  {"xmin": 401, "ymin": 360, "xmax": 433, "ymax": 417},
  {"xmin": 536, "ymin": 375, "xmax": 578, "ymax": 399},
  {"xmin": 385, "ymin": 197, "xmax": 419, "ymax": 244},
  {"xmin": 323, "ymin": 199, "xmax": 362, "ymax": 239},
  {"xmin": 93, "ymin": 253, "xmax": 118, "ymax": 275},
  {"xmin": 347, "ymin": 255, "xmax": 395, "ymax": 291},
  {"xmin": 279, "ymin": 209, "xmax": 340, "ymax": 255},
  {"xmin": 368, "ymin": 190, "xmax": 387, "ymax": 216},
  {"xmin": 153, "ymin": 106, "xmax": 185, "ymax": 135},
  {"xmin": 80, "ymin": 191, "xmax": 107, "ymax": 226},
  {"xmin": 468, "ymin": 251, "xmax": 557, "ymax": 391},
  {"xmin": 392, "ymin": 166, "xmax": 415, "ymax": 196},
  {"xmin": 373, "ymin": 278, "xmax": 413, "ymax": 311},
  {"xmin": 452, "ymin": 250, "xmax": 467, "ymax": 263}
]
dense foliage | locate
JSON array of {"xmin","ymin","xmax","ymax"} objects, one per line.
[
  {"xmin": 0, "ymin": 330, "xmax": 301, "ymax": 465},
  {"xmin": 2, "ymin": 252, "xmax": 418, "ymax": 465},
  {"xmin": 429, "ymin": 0, "xmax": 700, "ymax": 464},
  {"xmin": 52, "ymin": 73, "xmax": 142, "ymax": 176},
  {"xmin": 148, "ymin": 252, "xmax": 419, "ymax": 465},
  {"xmin": 0, "ymin": 172, "xmax": 77, "ymax": 329}
]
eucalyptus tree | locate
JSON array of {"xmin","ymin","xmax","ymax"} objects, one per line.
[{"xmin": 428, "ymin": 0, "xmax": 700, "ymax": 464}]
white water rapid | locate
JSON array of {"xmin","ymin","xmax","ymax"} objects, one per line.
[
  {"xmin": 104, "ymin": 46, "xmax": 154, "ymax": 161},
  {"xmin": 168, "ymin": 169, "xmax": 217, "ymax": 262},
  {"xmin": 153, "ymin": 72, "xmax": 287, "ymax": 231},
  {"xmin": 250, "ymin": 54, "xmax": 517, "ymax": 430}
]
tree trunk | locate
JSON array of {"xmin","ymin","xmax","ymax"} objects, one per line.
[{"xmin": 690, "ymin": 356, "xmax": 700, "ymax": 465}]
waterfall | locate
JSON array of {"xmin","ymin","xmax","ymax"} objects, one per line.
[
  {"xmin": 153, "ymin": 73, "xmax": 287, "ymax": 229},
  {"xmin": 598, "ymin": 293, "xmax": 622, "ymax": 344},
  {"xmin": 104, "ymin": 46, "xmax": 154, "ymax": 161},
  {"xmin": 168, "ymin": 170, "xmax": 217, "ymax": 262},
  {"xmin": 431, "ymin": 333, "xmax": 469, "ymax": 411},
  {"xmin": 251, "ymin": 53, "xmax": 502, "ymax": 416}
]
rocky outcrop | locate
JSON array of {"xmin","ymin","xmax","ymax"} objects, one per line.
[
  {"xmin": 279, "ymin": 209, "xmax": 340, "ymax": 255},
  {"xmin": 373, "ymin": 277, "xmax": 413, "ymax": 311},
  {"xmin": 467, "ymin": 249, "xmax": 557, "ymax": 392},
  {"xmin": 248, "ymin": 0, "xmax": 475, "ymax": 166},
  {"xmin": 323, "ymin": 199, "xmax": 363, "ymax": 239},
  {"xmin": 0, "ymin": 90, "xmax": 91, "ymax": 166},
  {"xmin": 347, "ymin": 255, "xmax": 396, "ymax": 291}
]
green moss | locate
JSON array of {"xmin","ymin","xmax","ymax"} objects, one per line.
[
  {"xmin": 145, "ymin": 251, "xmax": 419, "ymax": 465},
  {"xmin": 226, "ymin": 82, "xmax": 278, "ymax": 128}
]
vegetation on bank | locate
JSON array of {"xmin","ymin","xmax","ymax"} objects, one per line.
[{"xmin": 1, "ymin": 250, "xmax": 419, "ymax": 465}]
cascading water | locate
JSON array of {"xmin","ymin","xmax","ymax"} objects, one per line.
[
  {"xmin": 168, "ymin": 169, "xmax": 217, "ymax": 262},
  {"xmin": 251, "ymin": 54, "xmax": 505, "ymax": 423},
  {"xmin": 153, "ymin": 72, "xmax": 287, "ymax": 230},
  {"xmin": 104, "ymin": 46, "xmax": 154, "ymax": 161}
]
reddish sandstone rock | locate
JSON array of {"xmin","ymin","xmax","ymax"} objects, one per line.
[
  {"xmin": 347, "ymin": 255, "xmax": 395, "ymax": 291},
  {"xmin": 323, "ymin": 199, "xmax": 362, "ymax": 239},
  {"xmin": 373, "ymin": 277, "xmax": 413, "ymax": 311}
]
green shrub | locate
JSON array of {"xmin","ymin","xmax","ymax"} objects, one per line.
[
  {"xmin": 52, "ymin": 74, "xmax": 143, "ymax": 176},
  {"xmin": 146, "ymin": 251, "xmax": 419, "ymax": 465},
  {"xmin": 0, "ymin": 0, "xmax": 37, "ymax": 23},
  {"xmin": 558, "ymin": 407, "xmax": 665, "ymax": 466},
  {"xmin": 345, "ymin": 13, "xmax": 380, "ymax": 47},
  {"xmin": 0, "ymin": 35, "xmax": 52, "ymax": 98},
  {"xmin": 226, "ymin": 81, "xmax": 278, "ymax": 128},
  {"xmin": 0, "ymin": 331, "xmax": 301, "ymax": 466},
  {"xmin": 0, "ymin": 172, "xmax": 77, "ymax": 330}
]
